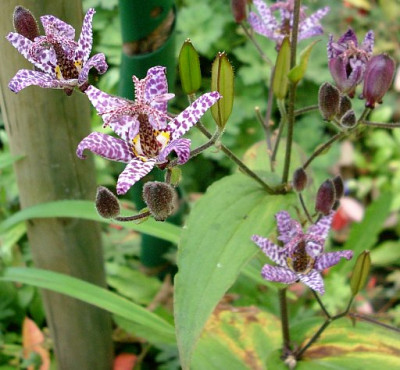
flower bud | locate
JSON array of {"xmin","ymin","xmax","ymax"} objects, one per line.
[
  {"xmin": 332, "ymin": 175, "xmax": 344, "ymax": 200},
  {"xmin": 142, "ymin": 181, "xmax": 177, "ymax": 221},
  {"xmin": 339, "ymin": 109, "xmax": 357, "ymax": 129},
  {"xmin": 315, "ymin": 179, "xmax": 335, "ymax": 215},
  {"xmin": 95, "ymin": 186, "xmax": 120, "ymax": 219},
  {"xmin": 292, "ymin": 168, "xmax": 307, "ymax": 192},
  {"xmin": 318, "ymin": 82, "xmax": 340, "ymax": 121},
  {"xmin": 350, "ymin": 250, "xmax": 371, "ymax": 296},
  {"xmin": 231, "ymin": 0, "xmax": 247, "ymax": 23},
  {"xmin": 179, "ymin": 39, "xmax": 202, "ymax": 95},
  {"xmin": 273, "ymin": 37, "xmax": 290, "ymax": 100},
  {"xmin": 362, "ymin": 54, "xmax": 395, "ymax": 108},
  {"xmin": 336, "ymin": 95, "xmax": 352, "ymax": 120},
  {"xmin": 13, "ymin": 6, "xmax": 40, "ymax": 41}
]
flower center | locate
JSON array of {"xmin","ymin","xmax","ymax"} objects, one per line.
[
  {"xmin": 286, "ymin": 240, "xmax": 315, "ymax": 274},
  {"xmin": 53, "ymin": 41, "xmax": 80, "ymax": 80},
  {"xmin": 132, "ymin": 113, "xmax": 170, "ymax": 161}
]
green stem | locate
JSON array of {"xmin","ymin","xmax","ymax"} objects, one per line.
[
  {"xmin": 298, "ymin": 193, "xmax": 313, "ymax": 224},
  {"xmin": 302, "ymin": 131, "xmax": 346, "ymax": 170},
  {"xmin": 362, "ymin": 121, "xmax": 400, "ymax": 128},
  {"xmin": 348, "ymin": 313, "xmax": 400, "ymax": 333},
  {"xmin": 312, "ymin": 290, "xmax": 331, "ymax": 318},
  {"xmin": 271, "ymin": 99, "xmax": 287, "ymax": 171},
  {"xmin": 115, "ymin": 211, "xmax": 151, "ymax": 222},
  {"xmin": 281, "ymin": 0, "xmax": 301, "ymax": 184},
  {"xmin": 294, "ymin": 104, "xmax": 319, "ymax": 117},
  {"xmin": 240, "ymin": 23, "xmax": 273, "ymax": 66},
  {"xmin": 279, "ymin": 288, "xmax": 291, "ymax": 352}
]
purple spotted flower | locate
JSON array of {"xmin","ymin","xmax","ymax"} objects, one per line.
[
  {"xmin": 248, "ymin": 0, "xmax": 329, "ymax": 47},
  {"xmin": 77, "ymin": 66, "xmax": 221, "ymax": 195},
  {"xmin": 252, "ymin": 211, "xmax": 353, "ymax": 295},
  {"xmin": 328, "ymin": 28, "xmax": 374, "ymax": 97},
  {"xmin": 6, "ymin": 8, "xmax": 107, "ymax": 95}
]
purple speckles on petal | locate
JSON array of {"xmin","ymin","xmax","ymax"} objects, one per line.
[{"xmin": 117, "ymin": 158, "xmax": 156, "ymax": 195}]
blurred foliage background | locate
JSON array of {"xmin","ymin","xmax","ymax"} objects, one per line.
[{"xmin": 1, "ymin": 0, "xmax": 400, "ymax": 368}]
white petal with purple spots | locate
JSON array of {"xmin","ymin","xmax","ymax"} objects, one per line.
[
  {"xmin": 158, "ymin": 138, "xmax": 191, "ymax": 165},
  {"xmin": 75, "ymin": 8, "xmax": 95, "ymax": 63},
  {"xmin": 252, "ymin": 235, "xmax": 287, "ymax": 266},
  {"xmin": 276, "ymin": 211, "xmax": 303, "ymax": 244},
  {"xmin": 40, "ymin": 15, "xmax": 75, "ymax": 40},
  {"xmin": 307, "ymin": 212, "xmax": 334, "ymax": 244},
  {"xmin": 170, "ymin": 91, "xmax": 221, "ymax": 140},
  {"xmin": 76, "ymin": 132, "xmax": 133, "ymax": 163},
  {"xmin": 314, "ymin": 250, "xmax": 354, "ymax": 271},
  {"xmin": 299, "ymin": 270, "xmax": 325, "ymax": 295},
  {"xmin": 117, "ymin": 158, "xmax": 156, "ymax": 195},
  {"xmin": 78, "ymin": 52, "xmax": 108, "ymax": 85},
  {"xmin": 261, "ymin": 265, "xmax": 298, "ymax": 284}
]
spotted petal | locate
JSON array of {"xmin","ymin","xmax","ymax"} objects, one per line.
[
  {"xmin": 85, "ymin": 86, "xmax": 137, "ymax": 141},
  {"xmin": 8, "ymin": 69, "xmax": 71, "ymax": 93},
  {"xmin": 75, "ymin": 8, "xmax": 95, "ymax": 63},
  {"xmin": 158, "ymin": 138, "xmax": 191, "ymax": 165},
  {"xmin": 299, "ymin": 270, "xmax": 325, "ymax": 294},
  {"xmin": 78, "ymin": 53, "xmax": 108, "ymax": 85},
  {"xmin": 40, "ymin": 15, "xmax": 75, "ymax": 40},
  {"xmin": 117, "ymin": 158, "xmax": 156, "ymax": 195},
  {"xmin": 276, "ymin": 211, "xmax": 303, "ymax": 244},
  {"xmin": 76, "ymin": 132, "xmax": 132, "ymax": 163},
  {"xmin": 170, "ymin": 91, "xmax": 221, "ymax": 140},
  {"xmin": 145, "ymin": 66, "xmax": 171, "ymax": 112},
  {"xmin": 252, "ymin": 235, "xmax": 287, "ymax": 266},
  {"xmin": 361, "ymin": 30, "xmax": 374, "ymax": 54},
  {"xmin": 248, "ymin": 12, "xmax": 277, "ymax": 41},
  {"xmin": 261, "ymin": 265, "xmax": 298, "ymax": 284},
  {"xmin": 314, "ymin": 250, "xmax": 354, "ymax": 271},
  {"xmin": 298, "ymin": 6, "xmax": 329, "ymax": 41},
  {"xmin": 307, "ymin": 212, "xmax": 334, "ymax": 242}
]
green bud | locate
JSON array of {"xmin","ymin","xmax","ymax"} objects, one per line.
[
  {"xmin": 350, "ymin": 251, "xmax": 371, "ymax": 296},
  {"xmin": 143, "ymin": 181, "xmax": 177, "ymax": 221},
  {"xmin": 95, "ymin": 186, "xmax": 120, "ymax": 219},
  {"xmin": 211, "ymin": 52, "xmax": 234, "ymax": 130},
  {"xmin": 288, "ymin": 40, "xmax": 319, "ymax": 85},
  {"xmin": 179, "ymin": 39, "xmax": 202, "ymax": 95},
  {"xmin": 318, "ymin": 82, "xmax": 340, "ymax": 121},
  {"xmin": 273, "ymin": 37, "xmax": 290, "ymax": 100}
]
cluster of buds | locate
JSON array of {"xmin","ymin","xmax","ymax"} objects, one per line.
[{"xmin": 327, "ymin": 29, "xmax": 395, "ymax": 108}]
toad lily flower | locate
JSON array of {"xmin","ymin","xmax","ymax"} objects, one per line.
[
  {"xmin": 6, "ymin": 8, "xmax": 107, "ymax": 95},
  {"xmin": 252, "ymin": 211, "xmax": 353, "ymax": 295},
  {"xmin": 77, "ymin": 66, "xmax": 221, "ymax": 195},
  {"xmin": 327, "ymin": 28, "xmax": 374, "ymax": 97},
  {"xmin": 248, "ymin": 0, "xmax": 329, "ymax": 47}
]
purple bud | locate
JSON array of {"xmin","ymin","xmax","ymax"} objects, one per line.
[
  {"xmin": 13, "ymin": 6, "xmax": 40, "ymax": 41},
  {"xmin": 318, "ymin": 82, "xmax": 340, "ymax": 121},
  {"xmin": 143, "ymin": 181, "xmax": 177, "ymax": 222},
  {"xmin": 231, "ymin": 0, "xmax": 247, "ymax": 23},
  {"xmin": 95, "ymin": 186, "xmax": 120, "ymax": 219},
  {"xmin": 315, "ymin": 179, "xmax": 335, "ymax": 215},
  {"xmin": 336, "ymin": 95, "xmax": 352, "ymax": 119},
  {"xmin": 362, "ymin": 54, "xmax": 395, "ymax": 108},
  {"xmin": 340, "ymin": 109, "xmax": 357, "ymax": 129},
  {"xmin": 292, "ymin": 168, "xmax": 308, "ymax": 192},
  {"xmin": 332, "ymin": 175, "xmax": 344, "ymax": 199}
]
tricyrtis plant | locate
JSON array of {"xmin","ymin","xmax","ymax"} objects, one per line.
[{"xmin": 5, "ymin": 1, "xmax": 400, "ymax": 369}]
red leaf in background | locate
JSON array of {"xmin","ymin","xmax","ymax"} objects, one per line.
[
  {"xmin": 22, "ymin": 317, "xmax": 50, "ymax": 370},
  {"xmin": 113, "ymin": 353, "xmax": 138, "ymax": 370}
]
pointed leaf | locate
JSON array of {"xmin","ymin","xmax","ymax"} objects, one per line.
[{"xmin": 174, "ymin": 173, "xmax": 295, "ymax": 369}]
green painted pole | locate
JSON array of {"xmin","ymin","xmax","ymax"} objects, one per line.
[{"xmin": 0, "ymin": 1, "xmax": 113, "ymax": 369}]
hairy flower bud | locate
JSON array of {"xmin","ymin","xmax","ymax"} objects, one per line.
[
  {"xmin": 336, "ymin": 95, "xmax": 352, "ymax": 119},
  {"xmin": 315, "ymin": 179, "xmax": 335, "ymax": 215},
  {"xmin": 332, "ymin": 175, "xmax": 344, "ymax": 200},
  {"xmin": 362, "ymin": 54, "xmax": 395, "ymax": 108},
  {"xmin": 231, "ymin": 0, "xmax": 247, "ymax": 23},
  {"xmin": 318, "ymin": 82, "xmax": 340, "ymax": 120},
  {"xmin": 339, "ymin": 109, "xmax": 357, "ymax": 129},
  {"xmin": 13, "ymin": 6, "xmax": 40, "ymax": 41},
  {"xmin": 95, "ymin": 186, "xmax": 120, "ymax": 219},
  {"xmin": 143, "ymin": 181, "xmax": 177, "ymax": 221},
  {"xmin": 292, "ymin": 168, "xmax": 308, "ymax": 192}
]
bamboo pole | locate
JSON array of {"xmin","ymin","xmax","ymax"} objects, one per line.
[{"xmin": 0, "ymin": 1, "xmax": 113, "ymax": 369}]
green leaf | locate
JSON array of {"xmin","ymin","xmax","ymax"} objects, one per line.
[
  {"xmin": 0, "ymin": 153, "xmax": 24, "ymax": 170},
  {"xmin": 273, "ymin": 37, "xmax": 290, "ymax": 99},
  {"xmin": 288, "ymin": 40, "xmax": 319, "ymax": 84},
  {"xmin": 0, "ymin": 267, "xmax": 175, "ymax": 345},
  {"xmin": 339, "ymin": 193, "xmax": 392, "ymax": 275},
  {"xmin": 179, "ymin": 39, "xmax": 202, "ymax": 95},
  {"xmin": 174, "ymin": 173, "xmax": 295, "ymax": 369},
  {"xmin": 0, "ymin": 200, "xmax": 181, "ymax": 244}
]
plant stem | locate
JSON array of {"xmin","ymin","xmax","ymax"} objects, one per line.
[
  {"xmin": 281, "ymin": 0, "xmax": 301, "ymax": 184},
  {"xmin": 240, "ymin": 23, "xmax": 273, "ymax": 66},
  {"xmin": 115, "ymin": 211, "xmax": 151, "ymax": 222},
  {"xmin": 186, "ymin": 94, "xmax": 276, "ymax": 194},
  {"xmin": 348, "ymin": 313, "xmax": 400, "ymax": 333},
  {"xmin": 362, "ymin": 121, "xmax": 400, "ymax": 128},
  {"xmin": 294, "ymin": 104, "xmax": 319, "ymax": 116},
  {"xmin": 271, "ymin": 99, "xmax": 288, "ymax": 171},
  {"xmin": 279, "ymin": 288, "xmax": 291, "ymax": 352},
  {"xmin": 264, "ymin": 67, "xmax": 276, "ymax": 160},
  {"xmin": 302, "ymin": 131, "xmax": 346, "ymax": 170},
  {"xmin": 312, "ymin": 290, "xmax": 331, "ymax": 318},
  {"xmin": 298, "ymin": 193, "xmax": 313, "ymax": 224}
]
